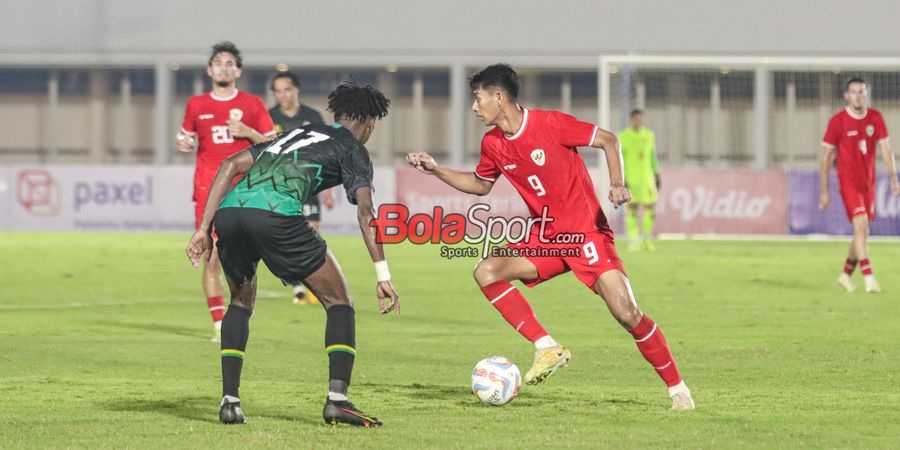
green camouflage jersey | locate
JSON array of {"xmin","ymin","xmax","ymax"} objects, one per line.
[{"xmin": 219, "ymin": 124, "xmax": 373, "ymax": 216}]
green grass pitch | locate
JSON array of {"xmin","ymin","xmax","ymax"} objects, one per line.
[{"xmin": 1, "ymin": 233, "xmax": 898, "ymax": 448}]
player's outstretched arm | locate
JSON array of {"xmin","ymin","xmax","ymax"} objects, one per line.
[
  {"xmin": 356, "ymin": 187, "xmax": 399, "ymax": 316},
  {"xmin": 818, "ymin": 146, "xmax": 834, "ymax": 210},
  {"xmin": 878, "ymin": 140, "xmax": 900, "ymax": 196},
  {"xmin": 185, "ymin": 149, "xmax": 254, "ymax": 267},
  {"xmin": 590, "ymin": 127, "xmax": 631, "ymax": 208},
  {"xmin": 405, "ymin": 152, "xmax": 494, "ymax": 196}
]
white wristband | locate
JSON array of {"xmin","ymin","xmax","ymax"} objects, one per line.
[{"xmin": 374, "ymin": 260, "xmax": 391, "ymax": 282}]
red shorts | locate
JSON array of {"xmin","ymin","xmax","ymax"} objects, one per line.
[
  {"xmin": 507, "ymin": 229, "xmax": 625, "ymax": 292},
  {"xmin": 193, "ymin": 171, "xmax": 241, "ymax": 230},
  {"xmin": 839, "ymin": 186, "xmax": 875, "ymax": 221},
  {"xmin": 193, "ymin": 187, "xmax": 210, "ymax": 229}
]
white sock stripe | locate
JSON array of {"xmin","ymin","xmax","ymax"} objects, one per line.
[
  {"xmin": 490, "ymin": 286, "xmax": 516, "ymax": 304},
  {"xmin": 634, "ymin": 324, "xmax": 657, "ymax": 343},
  {"xmin": 516, "ymin": 321, "xmax": 525, "ymax": 331},
  {"xmin": 209, "ymin": 306, "xmax": 226, "ymax": 311},
  {"xmin": 328, "ymin": 392, "xmax": 349, "ymax": 401}
]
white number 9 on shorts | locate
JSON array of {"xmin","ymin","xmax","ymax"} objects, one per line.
[{"xmin": 583, "ymin": 241, "xmax": 599, "ymax": 264}]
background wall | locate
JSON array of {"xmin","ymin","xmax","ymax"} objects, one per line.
[{"xmin": 4, "ymin": 0, "xmax": 900, "ymax": 57}]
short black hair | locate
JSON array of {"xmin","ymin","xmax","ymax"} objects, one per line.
[
  {"xmin": 271, "ymin": 71, "xmax": 300, "ymax": 90},
  {"xmin": 630, "ymin": 109, "xmax": 644, "ymax": 117},
  {"xmin": 469, "ymin": 64, "xmax": 519, "ymax": 101},
  {"xmin": 327, "ymin": 81, "xmax": 390, "ymax": 122},
  {"xmin": 208, "ymin": 41, "xmax": 242, "ymax": 68},
  {"xmin": 845, "ymin": 77, "xmax": 867, "ymax": 91}
]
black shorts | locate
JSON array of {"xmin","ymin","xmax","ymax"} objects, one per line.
[
  {"xmin": 214, "ymin": 208, "xmax": 327, "ymax": 285},
  {"xmin": 303, "ymin": 195, "xmax": 321, "ymax": 222}
]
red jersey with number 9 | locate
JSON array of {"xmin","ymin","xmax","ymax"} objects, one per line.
[
  {"xmin": 822, "ymin": 107, "xmax": 889, "ymax": 192},
  {"xmin": 180, "ymin": 90, "xmax": 275, "ymax": 192},
  {"xmin": 475, "ymin": 108, "xmax": 610, "ymax": 239}
]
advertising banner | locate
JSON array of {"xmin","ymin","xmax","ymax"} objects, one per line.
[
  {"xmin": 0, "ymin": 165, "xmax": 398, "ymax": 234},
  {"xmin": 3, "ymin": 165, "xmax": 195, "ymax": 231},
  {"xmin": 789, "ymin": 171, "xmax": 900, "ymax": 236},
  {"xmin": 656, "ymin": 170, "xmax": 789, "ymax": 235}
]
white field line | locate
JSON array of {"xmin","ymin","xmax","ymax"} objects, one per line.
[
  {"xmin": 657, "ymin": 233, "xmax": 900, "ymax": 242},
  {"xmin": 0, "ymin": 289, "xmax": 291, "ymax": 311},
  {"xmin": 0, "ymin": 297, "xmax": 197, "ymax": 311}
]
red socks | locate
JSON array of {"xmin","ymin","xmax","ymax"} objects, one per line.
[
  {"xmin": 480, "ymin": 281, "xmax": 548, "ymax": 343},
  {"xmin": 207, "ymin": 296, "xmax": 226, "ymax": 322},
  {"xmin": 843, "ymin": 258, "xmax": 858, "ymax": 276},
  {"xmin": 628, "ymin": 315, "xmax": 682, "ymax": 388},
  {"xmin": 860, "ymin": 259, "xmax": 873, "ymax": 276},
  {"xmin": 479, "ymin": 281, "xmax": 684, "ymax": 388}
]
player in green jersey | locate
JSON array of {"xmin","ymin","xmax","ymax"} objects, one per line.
[
  {"xmin": 186, "ymin": 81, "xmax": 397, "ymax": 428},
  {"xmin": 618, "ymin": 109, "xmax": 661, "ymax": 251}
]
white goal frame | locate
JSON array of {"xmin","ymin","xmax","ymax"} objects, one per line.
[{"xmin": 597, "ymin": 55, "xmax": 900, "ymax": 170}]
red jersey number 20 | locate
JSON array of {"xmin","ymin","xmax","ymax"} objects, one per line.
[{"xmin": 211, "ymin": 126, "xmax": 233, "ymax": 144}]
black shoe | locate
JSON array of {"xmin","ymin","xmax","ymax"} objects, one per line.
[
  {"xmin": 322, "ymin": 399, "xmax": 382, "ymax": 427},
  {"xmin": 219, "ymin": 399, "xmax": 247, "ymax": 424}
]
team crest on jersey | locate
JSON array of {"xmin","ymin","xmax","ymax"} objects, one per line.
[
  {"xmin": 229, "ymin": 108, "xmax": 244, "ymax": 122},
  {"xmin": 866, "ymin": 125, "xmax": 875, "ymax": 136},
  {"xmin": 530, "ymin": 149, "xmax": 546, "ymax": 166}
]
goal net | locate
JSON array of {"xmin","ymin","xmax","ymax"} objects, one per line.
[{"xmin": 597, "ymin": 56, "xmax": 900, "ymax": 236}]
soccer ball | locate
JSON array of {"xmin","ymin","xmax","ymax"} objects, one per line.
[{"xmin": 471, "ymin": 356, "xmax": 521, "ymax": 406}]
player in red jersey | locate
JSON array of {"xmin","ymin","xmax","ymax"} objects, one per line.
[
  {"xmin": 177, "ymin": 41, "xmax": 276, "ymax": 340},
  {"xmin": 406, "ymin": 64, "xmax": 693, "ymax": 410},
  {"xmin": 820, "ymin": 78, "xmax": 899, "ymax": 294}
]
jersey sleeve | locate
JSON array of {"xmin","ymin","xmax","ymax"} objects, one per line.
[
  {"xmin": 549, "ymin": 111, "xmax": 599, "ymax": 148},
  {"xmin": 474, "ymin": 138, "xmax": 501, "ymax": 182},
  {"xmin": 875, "ymin": 113, "xmax": 890, "ymax": 143},
  {"xmin": 822, "ymin": 115, "xmax": 840, "ymax": 149},
  {"xmin": 245, "ymin": 139, "xmax": 272, "ymax": 161},
  {"xmin": 180, "ymin": 98, "xmax": 198, "ymax": 135},
  {"xmin": 254, "ymin": 98, "xmax": 276, "ymax": 137},
  {"xmin": 341, "ymin": 144, "xmax": 374, "ymax": 205}
]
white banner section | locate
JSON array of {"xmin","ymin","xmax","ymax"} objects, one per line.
[{"xmin": 0, "ymin": 165, "xmax": 396, "ymax": 233}]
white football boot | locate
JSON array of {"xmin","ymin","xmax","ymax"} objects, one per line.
[
  {"xmin": 668, "ymin": 381, "xmax": 695, "ymax": 411},
  {"xmin": 837, "ymin": 273, "xmax": 856, "ymax": 293}
]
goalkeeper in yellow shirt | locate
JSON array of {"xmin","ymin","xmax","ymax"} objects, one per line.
[{"xmin": 618, "ymin": 109, "xmax": 661, "ymax": 251}]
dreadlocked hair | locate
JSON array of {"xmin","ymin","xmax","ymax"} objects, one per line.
[{"xmin": 327, "ymin": 81, "xmax": 391, "ymax": 122}]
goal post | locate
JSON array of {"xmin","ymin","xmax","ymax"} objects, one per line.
[{"xmin": 598, "ymin": 55, "xmax": 900, "ymax": 170}]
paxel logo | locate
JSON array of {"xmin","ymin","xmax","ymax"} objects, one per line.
[
  {"xmin": 74, "ymin": 177, "xmax": 154, "ymax": 212},
  {"xmin": 17, "ymin": 169, "xmax": 61, "ymax": 217}
]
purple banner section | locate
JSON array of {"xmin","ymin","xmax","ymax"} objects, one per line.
[{"xmin": 789, "ymin": 171, "xmax": 900, "ymax": 236}]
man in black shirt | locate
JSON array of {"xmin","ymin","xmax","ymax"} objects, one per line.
[
  {"xmin": 187, "ymin": 81, "xmax": 397, "ymax": 427},
  {"xmin": 269, "ymin": 72, "xmax": 325, "ymax": 131},
  {"xmin": 269, "ymin": 71, "xmax": 334, "ymax": 305}
]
